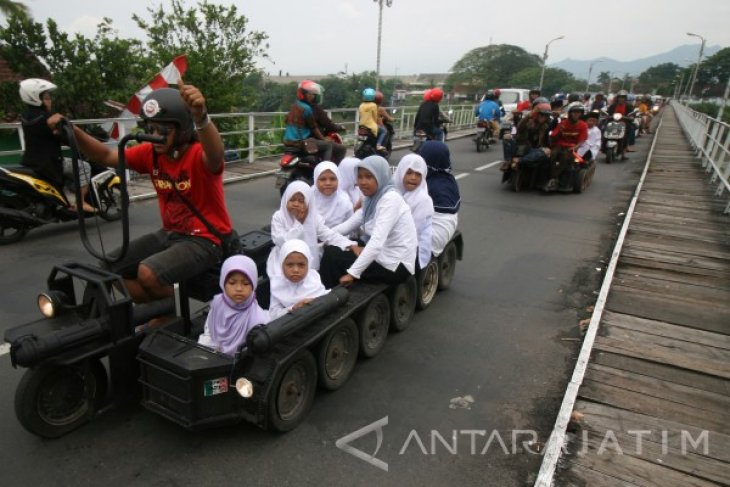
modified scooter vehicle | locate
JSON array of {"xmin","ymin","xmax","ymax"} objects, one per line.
[
  {"xmin": 504, "ymin": 147, "xmax": 596, "ymax": 194},
  {"xmin": 0, "ymin": 137, "xmax": 123, "ymax": 244}
]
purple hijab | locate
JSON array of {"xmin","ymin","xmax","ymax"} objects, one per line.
[{"xmin": 208, "ymin": 255, "xmax": 269, "ymax": 356}]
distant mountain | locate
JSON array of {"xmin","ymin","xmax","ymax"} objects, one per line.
[{"xmin": 552, "ymin": 44, "xmax": 723, "ymax": 79}]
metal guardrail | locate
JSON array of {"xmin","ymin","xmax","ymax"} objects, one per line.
[
  {"xmin": 0, "ymin": 104, "xmax": 478, "ymax": 168},
  {"xmin": 671, "ymin": 100, "xmax": 730, "ymax": 214}
]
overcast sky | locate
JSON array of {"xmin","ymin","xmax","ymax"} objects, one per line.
[{"xmin": 18, "ymin": 0, "xmax": 730, "ymax": 75}]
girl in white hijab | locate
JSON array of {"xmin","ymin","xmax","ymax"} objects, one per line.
[
  {"xmin": 267, "ymin": 180, "xmax": 356, "ymax": 278},
  {"xmin": 269, "ymin": 239, "xmax": 329, "ymax": 320},
  {"xmin": 337, "ymin": 157, "xmax": 363, "ymax": 210},
  {"xmin": 312, "ymin": 161, "xmax": 354, "ymax": 227},
  {"xmin": 393, "ymin": 154, "xmax": 434, "ymax": 269}
]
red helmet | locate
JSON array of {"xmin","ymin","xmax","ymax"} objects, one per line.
[
  {"xmin": 430, "ymin": 88, "xmax": 444, "ymax": 103},
  {"xmin": 374, "ymin": 90, "xmax": 384, "ymax": 105},
  {"xmin": 422, "ymin": 89, "xmax": 432, "ymax": 101},
  {"xmin": 493, "ymin": 88, "xmax": 501, "ymax": 97},
  {"xmin": 296, "ymin": 80, "xmax": 321, "ymax": 100}
]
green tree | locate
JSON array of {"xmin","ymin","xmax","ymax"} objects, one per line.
[
  {"xmin": 446, "ymin": 44, "xmax": 541, "ymax": 96},
  {"xmin": 636, "ymin": 62, "xmax": 680, "ymax": 94},
  {"xmin": 0, "ymin": 0, "xmax": 28, "ymax": 18},
  {"xmin": 509, "ymin": 66, "xmax": 581, "ymax": 96},
  {"xmin": 133, "ymin": 0, "xmax": 269, "ymax": 114},
  {"xmin": 696, "ymin": 47, "xmax": 730, "ymax": 97}
]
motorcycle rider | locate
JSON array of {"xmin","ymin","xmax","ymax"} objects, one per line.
[
  {"xmin": 544, "ymin": 102, "xmax": 588, "ymax": 192},
  {"xmin": 375, "ymin": 90, "xmax": 395, "ymax": 150},
  {"xmin": 359, "ymin": 87, "xmax": 387, "ymax": 152},
  {"xmin": 591, "ymin": 92, "xmax": 606, "ymax": 111},
  {"xmin": 474, "ymin": 90, "xmax": 501, "ymax": 142},
  {"xmin": 414, "ymin": 87, "xmax": 444, "ymax": 141},
  {"xmin": 516, "ymin": 88, "xmax": 541, "ymax": 112},
  {"xmin": 637, "ymin": 95, "xmax": 653, "ymax": 134},
  {"xmin": 308, "ymin": 84, "xmax": 346, "ymax": 163},
  {"xmin": 283, "ymin": 80, "xmax": 334, "ymax": 162},
  {"xmin": 18, "ymin": 79, "xmax": 96, "ymax": 213},
  {"xmin": 607, "ymin": 90, "xmax": 633, "ymax": 157},
  {"xmin": 59, "ymin": 83, "xmax": 232, "ymax": 304},
  {"xmin": 501, "ymin": 100, "xmax": 552, "ymax": 173}
]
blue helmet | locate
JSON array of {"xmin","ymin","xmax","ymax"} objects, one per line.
[{"xmin": 362, "ymin": 88, "xmax": 376, "ymax": 101}]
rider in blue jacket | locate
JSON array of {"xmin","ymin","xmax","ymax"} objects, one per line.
[{"xmin": 474, "ymin": 90, "xmax": 501, "ymax": 141}]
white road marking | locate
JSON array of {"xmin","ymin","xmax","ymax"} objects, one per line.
[
  {"xmin": 475, "ymin": 160, "xmax": 502, "ymax": 171},
  {"xmin": 454, "ymin": 173, "xmax": 469, "ymax": 180},
  {"xmin": 0, "ymin": 343, "xmax": 10, "ymax": 357}
]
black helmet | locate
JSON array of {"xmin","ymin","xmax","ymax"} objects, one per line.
[
  {"xmin": 567, "ymin": 93, "xmax": 580, "ymax": 103},
  {"xmin": 567, "ymin": 102, "xmax": 585, "ymax": 114},
  {"xmin": 532, "ymin": 96, "xmax": 549, "ymax": 107},
  {"xmin": 485, "ymin": 89, "xmax": 495, "ymax": 100},
  {"xmin": 140, "ymin": 88, "xmax": 194, "ymax": 147},
  {"xmin": 529, "ymin": 87, "xmax": 541, "ymax": 96}
]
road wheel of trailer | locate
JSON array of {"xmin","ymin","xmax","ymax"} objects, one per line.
[
  {"xmin": 389, "ymin": 276, "xmax": 417, "ymax": 332},
  {"xmin": 268, "ymin": 350, "xmax": 317, "ymax": 432},
  {"xmin": 356, "ymin": 293, "xmax": 391, "ymax": 358},
  {"xmin": 14, "ymin": 358, "xmax": 106, "ymax": 439},
  {"xmin": 317, "ymin": 318, "xmax": 359, "ymax": 391},
  {"xmin": 511, "ymin": 169, "xmax": 523, "ymax": 193},
  {"xmin": 437, "ymin": 241, "xmax": 458, "ymax": 291},
  {"xmin": 574, "ymin": 168, "xmax": 589, "ymax": 193},
  {"xmin": 416, "ymin": 259, "xmax": 439, "ymax": 310}
]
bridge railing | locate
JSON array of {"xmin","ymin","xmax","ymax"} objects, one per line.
[
  {"xmin": 671, "ymin": 100, "xmax": 730, "ymax": 214},
  {"xmin": 0, "ymin": 104, "xmax": 478, "ymax": 171}
]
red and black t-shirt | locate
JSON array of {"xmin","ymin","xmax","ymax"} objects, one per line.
[{"xmin": 125, "ymin": 143, "xmax": 232, "ymax": 244}]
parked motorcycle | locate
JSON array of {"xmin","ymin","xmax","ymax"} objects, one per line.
[
  {"xmin": 0, "ymin": 125, "xmax": 123, "ymax": 245},
  {"xmin": 275, "ymin": 131, "xmax": 343, "ymax": 195}
]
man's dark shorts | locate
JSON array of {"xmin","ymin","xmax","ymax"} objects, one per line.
[{"xmin": 107, "ymin": 229, "xmax": 221, "ymax": 285}]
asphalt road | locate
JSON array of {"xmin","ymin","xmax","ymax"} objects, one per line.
[{"xmin": 0, "ymin": 134, "xmax": 650, "ymax": 487}]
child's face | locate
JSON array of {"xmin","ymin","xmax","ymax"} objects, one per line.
[
  {"xmin": 286, "ymin": 192, "xmax": 307, "ymax": 215},
  {"xmin": 224, "ymin": 271, "xmax": 253, "ymax": 305},
  {"xmin": 357, "ymin": 168, "xmax": 378, "ymax": 197},
  {"xmin": 402, "ymin": 169, "xmax": 422, "ymax": 192},
  {"xmin": 282, "ymin": 252, "xmax": 308, "ymax": 283},
  {"xmin": 586, "ymin": 118, "xmax": 597, "ymax": 129},
  {"xmin": 317, "ymin": 170, "xmax": 338, "ymax": 196}
]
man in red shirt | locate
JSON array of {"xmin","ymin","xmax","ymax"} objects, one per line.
[
  {"xmin": 545, "ymin": 102, "xmax": 588, "ymax": 192},
  {"xmin": 515, "ymin": 88, "xmax": 541, "ymax": 112},
  {"xmin": 61, "ymin": 83, "xmax": 232, "ymax": 303}
]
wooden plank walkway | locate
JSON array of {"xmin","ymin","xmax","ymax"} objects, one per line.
[{"xmin": 554, "ymin": 107, "xmax": 730, "ymax": 487}]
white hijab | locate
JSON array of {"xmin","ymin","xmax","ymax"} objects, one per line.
[
  {"xmin": 394, "ymin": 154, "xmax": 434, "ymax": 228},
  {"xmin": 268, "ymin": 181, "xmax": 320, "ymax": 276},
  {"xmin": 312, "ymin": 161, "xmax": 354, "ymax": 228},
  {"xmin": 337, "ymin": 157, "xmax": 363, "ymax": 208},
  {"xmin": 394, "ymin": 154, "xmax": 434, "ymax": 268},
  {"xmin": 270, "ymin": 239, "xmax": 329, "ymax": 318}
]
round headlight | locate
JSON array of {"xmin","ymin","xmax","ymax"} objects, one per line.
[
  {"xmin": 38, "ymin": 293, "xmax": 57, "ymax": 318},
  {"xmin": 235, "ymin": 377, "xmax": 254, "ymax": 398}
]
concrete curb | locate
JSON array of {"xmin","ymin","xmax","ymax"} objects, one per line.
[{"xmin": 127, "ymin": 130, "xmax": 476, "ymax": 202}]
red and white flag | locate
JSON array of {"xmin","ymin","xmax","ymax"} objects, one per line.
[{"xmin": 107, "ymin": 55, "xmax": 188, "ymax": 139}]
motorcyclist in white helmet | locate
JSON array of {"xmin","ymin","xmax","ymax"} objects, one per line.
[{"xmin": 19, "ymin": 78, "xmax": 95, "ymax": 213}]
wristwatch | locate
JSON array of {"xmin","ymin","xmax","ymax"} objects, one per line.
[{"xmin": 194, "ymin": 112, "xmax": 211, "ymax": 131}]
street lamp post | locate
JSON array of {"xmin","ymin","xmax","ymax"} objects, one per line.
[
  {"xmin": 539, "ymin": 35, "xmax": 564, "ymax": 92},
  {"xmin": 373, "ymin": 0, "xmax": 393, "ymax": 91},
  {"xmin": 586, "ymin": 59, "xmax": 604, "ymax": 92},
  {"xmin": 686, "ymin": 32, "xmax": 706, "ymax": 100}
]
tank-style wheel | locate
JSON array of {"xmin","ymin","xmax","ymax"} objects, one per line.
[
  {"xmin": 416, "ymin": 259, "xmax": 439, "ymax": 310},
  {"xmin": 268, "ymin": 350, "xmax": 317, "ymax": 432},
  {"xmin": 14, "ymin": 359, "xmax": 107, "ymax": 438},
  {"xmin": 511, "ymin": 168, "xmax": 523, "ymax": 193},
  {"xmin": 389, "ymin": 276, "xmax": 417, "ymax": 332},
  {"xmin": 317, "ymin": 319, "xmax": 359, "ymax": 391},
  {"xmin": 574, "ymin": 168, "xmax": 588, "ymax": 193},
  {"xmin": 356, "ymin": 294, "xmax": 390, "ymax": 358},
  {"xmin": 438, "ymin": 241, "xmax": 458, "ymax": 291}
]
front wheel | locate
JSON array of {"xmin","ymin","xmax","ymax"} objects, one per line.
[
  {"xmin": 267, "ymin": 350, "xmax": 317, "ymax": 432},
  {"xmin": 98, "ymin": 184, "xmax": 123, "ymax": 221},
  {"xmin": 14, "ymin": 359, "xmax": 107, "ymax": 439},
  {"xmin": 605, "ymin": 148, "xmax": 614, "ymax": 164}
]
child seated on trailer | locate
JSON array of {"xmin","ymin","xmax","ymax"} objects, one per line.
[
  {"xmin": 267, "ymin": 180, "xmax": 356, "ymax": 278},
  {"xmin": 393, "ymin": 154, "xmax": 434, "ymax": 270},
  {"xmin": 337, "ymin": 157, "xmax": 364, "ymax": 211},
  {"xmin": 312, "ymin": 161, "xmax": 354, "ymax": 228},
  {"xmin": 321, "ymin": 155, "xmax": 417, "ymax": 289},
  {"xmin": 198, "ymin": 255, "xmax": 270, "ymax": 356},
  {"xmin": 577, "ymin": 111, "xmax": 601, "ymax": 162},
  {"xmin": 418, "ymin": 141, "xmax": 461, "ymax": 256},
  {"xmin": 269, "ymin": 239, "xmax": 330, "ymax": 320}
]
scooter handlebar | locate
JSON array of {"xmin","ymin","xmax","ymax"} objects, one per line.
[{"xmin": 134, "ymin": 133, "xmax": 166, "ymax": 144}]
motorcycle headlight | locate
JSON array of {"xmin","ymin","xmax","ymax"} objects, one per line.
[{"xmin": 37, "ymin": 291, "xmax": 71, "ymax": 318}]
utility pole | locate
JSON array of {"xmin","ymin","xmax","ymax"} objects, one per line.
[{"xmin": 374, "ymin": 0, "xmax": 393, "ymax": 91}]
